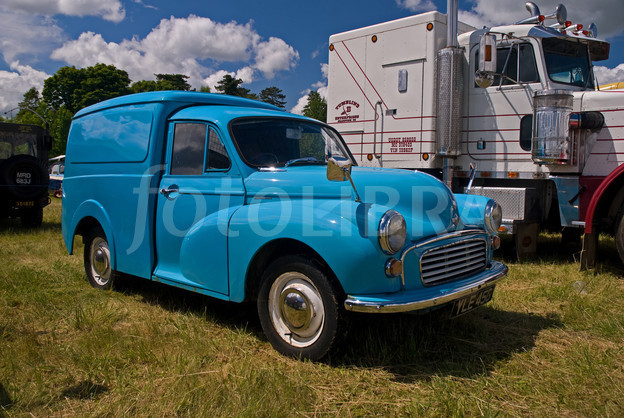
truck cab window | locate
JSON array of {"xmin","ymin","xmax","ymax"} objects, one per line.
[
  {"xmin": 476, "ymin": 43, "xmax": 539, "ymax": 86},
  {"xmin": 543, "ymin": 38, "xmax": 594, "ymax": 89},
  {"xmin": 496, "ymin": 43, "xmax": 539, "ymax": 85},
  {"xmin": 171, "ymin": 123, "xmax": 207, "ymax": 175}
]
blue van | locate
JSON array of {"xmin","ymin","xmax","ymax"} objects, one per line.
[{"xmin": 62, "ymin": 91, "xmax": 507, "ymax": 360}]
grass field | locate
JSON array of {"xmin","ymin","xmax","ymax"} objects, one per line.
[{"xmin": 1, "ymin": 199, "xmax": 623, "ymax": 416}]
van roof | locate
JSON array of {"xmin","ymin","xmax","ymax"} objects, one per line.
[{"xmin": 73, "ymin": 91, "xmax": 284, "ymax": 118}]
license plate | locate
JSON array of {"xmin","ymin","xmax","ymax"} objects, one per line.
[
  {"xmin": 450, "ymin": 285, "xmax": 495, "ymax": 317},
  {"xmin": 16, "ymin": 201, "xmax": 35, "ymax": 207}
]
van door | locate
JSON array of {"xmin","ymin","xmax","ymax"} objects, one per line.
[{"xmin": 153, "ymin": 122, "xmax": 244, "ymax": 296}]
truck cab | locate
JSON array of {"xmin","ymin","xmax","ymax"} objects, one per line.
[{"xmin": 327, "ymin": 1, "xmax": 623, "ymax": 265}]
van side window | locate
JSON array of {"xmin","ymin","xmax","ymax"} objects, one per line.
[
  {"xmin": 171, "ymin": 123, "xmax": 207, "ymax": 175},
  {"xmin": 206, "ymin": 128, "xmax": 230, "ymax": 170}
]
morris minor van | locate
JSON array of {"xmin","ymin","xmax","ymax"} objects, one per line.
[{"xmin": 62, "ymin": 91, "xmax": 507, "ymax": 360}]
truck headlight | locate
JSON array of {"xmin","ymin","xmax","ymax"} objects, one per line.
[
  {"xmin": 484, "ymin": 200, "xmax": 502, "ymax": 235},
  {"xmin": 378, "ymin": 210, "xmax": 407, "ymax": 254}
]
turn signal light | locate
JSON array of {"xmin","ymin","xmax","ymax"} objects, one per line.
[{"xmin": 385, "ymin": 258, "xmax": 403, "ymax": 278}]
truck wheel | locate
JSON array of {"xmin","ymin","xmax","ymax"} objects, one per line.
[
  {"xmin": 20, "ymin": 207, "xmax": 43, "ymax": 228},
  {"xmin": 615, "ymin": 210, "xmax": 624, "ymax": 265},
  {"xmin": 84, "ymin": 228, "xmax": 114, "ymax": 290},
  {"xmin": 257, "ymin": 256, "xmax": 342, "ymax": 360}
]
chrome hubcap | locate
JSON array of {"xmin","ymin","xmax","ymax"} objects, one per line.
[
  {"xmin": 280, "ymin": 289, "xmax": 312, "ymax": 331},
  {"xmin": 90, "ymin": 237, "xmax": 111, "ymax": 286},
  {"xmin": 269, "ymin": 272, "xmax": 324, "ymax": 347}
]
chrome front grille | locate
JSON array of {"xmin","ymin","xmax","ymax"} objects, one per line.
[{"xmin": 420, "ymin": 238, "xmax": 487, "ymax": 286}]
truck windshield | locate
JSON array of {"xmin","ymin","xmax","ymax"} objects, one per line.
[
  {"xmin": 0, "ymin": 127, "xmax": 39, "ymax": 159},
  {"xmin": 230, "ymin": 118, "xmax": 354, "ymax": 168},
  {"xmin": 543, "ymin": 38, "xmax": 594, "ymax": 89}
]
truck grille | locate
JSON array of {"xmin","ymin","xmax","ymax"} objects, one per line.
[{"xmin": 420, "ymin": 238, "xmax": 487, "ymax": 286}]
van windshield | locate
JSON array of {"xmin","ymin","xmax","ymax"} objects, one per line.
[
  {"xmin": 543, "ymin": 38, "xmax": 594, "ymax": 89},
  {"xmin": 230, "ymin": 118, "xmax": 354, "ymax": 168}
]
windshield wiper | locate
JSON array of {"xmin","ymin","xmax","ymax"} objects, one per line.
[{"xmin": 284, "ymin": 157, "xmax": 325, "ymax": 167}]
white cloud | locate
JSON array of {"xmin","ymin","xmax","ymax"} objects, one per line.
[
  {"xmin": 254, "ymin": 37, "xmax": 299, "ymax": 79},
  {"xmin": 3, "ymin": 0, "xmax": 125, "ymax": 22},
  {"xmin": 0, "ymin": 10, "xmax": 65, "ymax": 63},
  {"xmin": 0, "ymin": 61, "xmax": 49, "ymax": 114},
  {"xmin": 395, "ymin": 0, "xmax": 436, "ymax": 13},
  {"xmin": 594, "ymin": 64, "xmax": 624, "ymax": 86},
  {"xmin": 458, "ymin": 0, "xmax": 624, "ymax": 39},
  {"xmin": 50, "ymin": 15, "xmax": 299, "ymax": 89}
]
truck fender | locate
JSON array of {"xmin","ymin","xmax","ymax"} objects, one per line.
[{"xmin": 583, "ymin": 163, "xmax": 624, "ymax": 234}]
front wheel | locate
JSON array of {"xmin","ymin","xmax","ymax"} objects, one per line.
[
  {"xmin": 84, "ymin": 228, "xmax": 114, "ymax": 290},
  {"xmin": 257, "ymin": 256, "xmax": 342, "ymax": 360}
]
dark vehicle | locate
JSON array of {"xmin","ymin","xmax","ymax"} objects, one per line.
[{"xmin": 0, "ymin": 122, "xmax": 52, "ymax": 227}]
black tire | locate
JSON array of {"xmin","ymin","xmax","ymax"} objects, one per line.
[
  {"xmin": 615, "ymin": 209, "xmax": 624, "ymax": 265},
  {"xmin": 84, "ymin": 227, "xmax": 114, "ymax": 290},
  {"xmin": 257, "ymin": 255, "xmax": 343, "ymax": 361},
  {"xmin": 0, "ymin": 155, "xmax": 48, "ymax": 200},
  {"xmin": 20, "ymin": 207, "xmax": 43, "ymax": 228}
]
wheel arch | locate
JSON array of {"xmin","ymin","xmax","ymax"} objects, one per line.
[
  {"xmin": 584, "ymin": 164, "xmax": 624, "ymax": 234},
  {"xmin": 65, "ymin": 200, "xmax": 116, "ymax": 270},
  {"xmin": 243, "ymin": 238, "xmax": 344, "ymax": 303}
]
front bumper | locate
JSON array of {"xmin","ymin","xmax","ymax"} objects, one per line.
[{"xmin": 344, "ymin": 261, "xmax": 508, "ymax": 313}]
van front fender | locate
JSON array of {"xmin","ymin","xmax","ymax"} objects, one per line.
[{"xmin": 227, "ymin": 199, "xmax": 402, "ymax": 302}]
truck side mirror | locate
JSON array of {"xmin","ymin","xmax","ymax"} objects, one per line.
[{"xmin": 475, "ymin": 34, "xmax": 497, "ymax": 88}]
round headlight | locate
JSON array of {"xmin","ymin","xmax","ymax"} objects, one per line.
[
  {"xmin": 484, "ymin": 200, "xmax": 502, "ymax": 235},
  {"xmin": 378, "ymin": 210, "xmax": 407, "ymax": 254}
]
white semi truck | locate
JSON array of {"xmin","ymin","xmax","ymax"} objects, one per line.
[{"xmin": 327, "ymin": 0, "xmax": 623, "ymax": 266}]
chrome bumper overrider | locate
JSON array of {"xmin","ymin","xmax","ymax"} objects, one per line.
[{"xmin": 344, "ymin": 261, "xmax": 508, "ymax": 313}]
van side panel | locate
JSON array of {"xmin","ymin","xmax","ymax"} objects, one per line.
[{"xmin": 62, "ymin": 102, "xmax": 171, "ymax": 279}]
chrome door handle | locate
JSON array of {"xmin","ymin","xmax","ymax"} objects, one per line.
[{"xmin": 159, "ymin": 184, "xmax": 179, "ymax": 196}]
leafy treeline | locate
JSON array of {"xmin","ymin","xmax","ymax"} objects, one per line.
[{"xmin": 2, "ymin": 63, "xmax": 327, "ymax": 156}]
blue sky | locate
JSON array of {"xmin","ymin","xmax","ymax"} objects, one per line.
[{"xmin": 1, "ymin": 0, "xmax": 623, "ymax": 115}]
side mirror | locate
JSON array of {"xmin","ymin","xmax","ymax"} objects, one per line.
[
  {"xmin": 327, "ymin": 157, "xmax": 361, "ymax": 202},
  {"xmin": 327, "ymin": 157, "xmax": 352, "ymax": 182},
  {"xmin": 475, "ymin": 33, "xmax": 497, "ymax": 88}
]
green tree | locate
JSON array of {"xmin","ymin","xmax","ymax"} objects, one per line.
[
  {"xmin": 199, "ymin": 85, "xmax": 211, "ymax": 93},
  {"xmin": 14, "ymin": 88, "xmax": 45, "ymax": 126},
  {"xmin": 259, "ymin": 87, "xmax": 286, "ymax": 108},
  {"xmin": 130, "ymin": 80, "xmax": 160, "ymax": 93},
  {"xmin": 43, "ymin": 64, "xmax": 131, "ymax": 113},
  {"xmin": 302, "ymin": 91, "xmax": 327, "ymax": 122},
  {"xmin": 154, "ymin": 74, "xmax": 191, "ymax": 91},
  {"xmin": 215, "ymin": 74, "xmax": 249, "ymax": 97}
]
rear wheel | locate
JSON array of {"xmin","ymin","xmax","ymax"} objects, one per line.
[
  {"xmin": 257, "ymin": 256, "xmax": 342, "ymax": 360},
  {"xmin": 84, "ymin": 228, "xmax": 114, "ymax": 290}
]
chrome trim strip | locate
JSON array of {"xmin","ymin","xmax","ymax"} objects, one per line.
[{"xmin": 343, "ymin": 261, "xmax": 507, "ymax": 313}]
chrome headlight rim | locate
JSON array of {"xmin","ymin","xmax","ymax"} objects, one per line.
[
  {"xmin": 378, "ymin": 209, "xmax": 407, "ymax": 255},
  {"xmin": 484, "ymin": 200, "xmax": 502, "ymax": 235}
]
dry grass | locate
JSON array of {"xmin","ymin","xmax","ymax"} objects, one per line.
[{"xmin": 1, "ymin": 199, "xmax": 623, "ymax": 415}]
